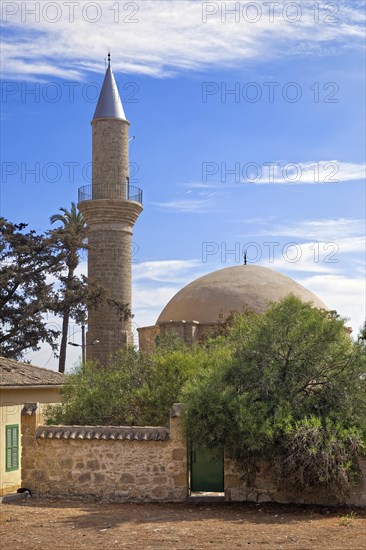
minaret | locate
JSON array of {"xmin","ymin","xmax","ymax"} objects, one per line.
[{"xmin": 78, "ymin": 54, "xmax": 143, "ymax": 362}]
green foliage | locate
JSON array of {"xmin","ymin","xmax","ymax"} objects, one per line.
[
  {"xmin": 49, "ymin": 203, "xmax": 87, "ymax": 373},
  {"xmin": 137, "ymin": 334, "xmax": 232, "ymax": 426},
  {"xmin": 44, "ymin": 295, "xmax": 366, "ymax": 495},
  {"xmin": 44, "ymin": 337, "xmax": 223, "ymax": 426},
  {"xmin": 277, "ymin": 417, "xmax": 364, "ymax": 495},
  {"xmin": 182, "ymin": 296, "xmax": 366, "ymax": 496},
  {"xmin": 0, "ymin": 212, "xmax": 131, "ymax": 366},
  {"xmin": 49, "ymin": 202, "xmax": 132, "ymax": 372},
  {"xmin": 0, "ymin": 218, "xmax": 60, "ymax": 359},
  {"xmin": 50, "ymin": 203, "xmax": 86, "ymax": 272},
  {"xmin": 358, "ymin": 320, "xmax": 366, "ymax": 343},
  {"xmin": 44, "ymin": 347, "xmax": 143, "ymax": 425},
  {"xmin": 339, "ymin": 511, "xmax": 359, "ymax": 526}
]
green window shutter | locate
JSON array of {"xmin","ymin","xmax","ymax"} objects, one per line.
[{"xmin": 5, "ymin": 425, "xmax": 19, "ymax": 471}]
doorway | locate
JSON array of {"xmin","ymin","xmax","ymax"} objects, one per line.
[{"xmin": 190, "ymin": 445, "xmax": 224, "ymax": 493}]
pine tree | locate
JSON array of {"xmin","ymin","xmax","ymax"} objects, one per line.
[{"xmin": 0, "ymin": 218, "xmax": 59, "ymax": 359}]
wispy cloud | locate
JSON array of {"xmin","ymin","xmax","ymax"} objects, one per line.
[
  {"xmin": 2, "ymin": 1, "xmax": 365, "ymax": 80},
  {"xmin": 258, "ymin": 218, "xmax": 366, "ymax": 240},
  {"xmin": 236, "ymin": 217, "xmax": 365, "ymax": 278},
  {"xmin": 152, "ymin": 197, "xmax": 215, "ymax": 213},
  {"xmin": 184, "ymin": 182, "xmax": 221, "ymax": 190},
  {"xmin": 240, "ymin": 161, "xmax": 366, "ymax": 185},
  {"xmin": 191, "ymin": 162, "xmax": 365, "ymax": 189},
  {"xmin": 298, "ymin": 274, "xmax": 366, "ymax": 333},
  {"xmin": 132, "ymin": 259, "xmax": 209, "ymax": 327},
  {"xmin": 256, "ymin": 237, "xmax": 365, "ymax": 274},
  {"xmin": 133, "ymin": 285, "xmax": 181, "ymax": 327},
  {"xmin": 257, "ymin": 243, "xmax": 340, "ymax": 275},
  {"xmin": 133, "ymin": 259, "xmax": 202, "ymax": 282}
]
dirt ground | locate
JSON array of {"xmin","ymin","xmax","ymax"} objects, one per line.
[{"xmin": 0, "ymin": 498, "xmax": 365, "ymax": 550}]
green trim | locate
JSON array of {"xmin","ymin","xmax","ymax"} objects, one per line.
[{"xmin": 5, "ymin": 424, "xmax": 19, "ymax": 472}]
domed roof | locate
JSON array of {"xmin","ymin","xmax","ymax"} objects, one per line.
[{"xmin": 157, "ymin": 265, "xmax": 327, "ymax": 324}]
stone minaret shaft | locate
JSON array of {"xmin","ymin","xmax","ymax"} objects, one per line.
[{"xmin": 78, "ymin": 59, "xmax": 142, "ymax": 362}]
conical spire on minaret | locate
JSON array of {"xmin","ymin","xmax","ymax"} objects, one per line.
[{"xmin": 93, "ymin": 53, "xmax": 126, "ymax": 121}]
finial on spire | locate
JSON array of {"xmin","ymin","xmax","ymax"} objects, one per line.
[{"xmin": 93, "ymin": 54, "xmax": 126, "ymax": 121}]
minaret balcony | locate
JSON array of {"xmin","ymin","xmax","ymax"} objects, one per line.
[{"xmin": 78, "ymin": 183, "xmax": 143, "ymax": 206}]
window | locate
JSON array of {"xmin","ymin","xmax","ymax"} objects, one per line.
[{"xmin": 6, "ymin": 425, "xmax": 19, "ymax": 471}]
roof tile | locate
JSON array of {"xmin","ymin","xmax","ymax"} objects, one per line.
[
  {"xmin": 36, "ymin": 425, "xmax": 169, "ymax": 442},
  {"xmin": 0, "ymin": 356, "xmax": 64, "ymax": 387}
]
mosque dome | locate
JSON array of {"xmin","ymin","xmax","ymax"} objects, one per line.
[{"xmin": 157, "ymin": 265, "xmax": 327, "ymax": 324}]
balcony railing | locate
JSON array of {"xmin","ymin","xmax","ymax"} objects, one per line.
[{"xmin": 78, "ymin": 183, "xmax": 143, "ymax": 205}]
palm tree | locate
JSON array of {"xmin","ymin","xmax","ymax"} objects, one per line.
[{"xmin": 50, "ymin": 203, "xmax": 86, "ymax": 373}]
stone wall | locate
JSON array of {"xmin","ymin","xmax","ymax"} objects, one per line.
[
  {"xmin": 21, "ymin": 403, "xmax": 188, "ymax": 502},
  {"xmin": 224, "ymin": 456, "xmax": 366, "ymax": 508},
  {"xmin": 138, "ymin": 321, "xmax": 219, "ymax": 352},
  {"xmin": 21, "ymin": 403, "xmax": 366, "ymax": 506},
  {"xmin": 138, "ymin": 325, "xmax": 160, "ymax": 352}
]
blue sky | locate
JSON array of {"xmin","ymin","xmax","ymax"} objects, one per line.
[{"xmin": 1, "ymin": 1, "xmax": 365, "ymax": 370}]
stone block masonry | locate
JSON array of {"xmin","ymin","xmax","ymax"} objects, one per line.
[
  {"xmin": 77, "ymin": 198, "xmax": 143, "ymax": 361},
  {"xmin": 224, "ymin": 456, "xmax": 366, "ymax": 508},
  {"xmin": 21, "ymin": 404, "xmax": 188, "ymax": 502},
  {"xmin": 92, "ymin": 118, "xmax": 130, "ymax": 194},
  {"xmin": 21, "ymin": 403, "xmax": 365, "ymax": 506},
  {"xmin": 78, "ymin": 101, "xmax": 143, "ymax": 362}
]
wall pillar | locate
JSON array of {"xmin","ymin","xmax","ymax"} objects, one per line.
[
  {"xmin": 21, "ymin": 403, "xmax": 43, "ymax": 495},
  {"xmin": 170, "ymin": 403, "xmax": 189, "ymax": 499}
]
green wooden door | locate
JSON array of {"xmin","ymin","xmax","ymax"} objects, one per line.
[{"xmin": 191, "ymin": 446, "xmax": 224, "ymax": 492}]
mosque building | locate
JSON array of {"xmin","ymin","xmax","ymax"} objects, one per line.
[
  {"xmin": 138, "ymin": 265, "xmax": 327, "ymax": 351},
  {"xmin": 77, "ymin": 58, "xmax": 327, "ymax": 361}
]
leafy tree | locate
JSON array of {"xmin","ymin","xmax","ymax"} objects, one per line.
[
  {"xmin": 1, "ymin": 211, "xmax": 131, "ymax": 368},
  {"xmin": 50, "ymin": 202, "xmax": 133, "ymax": 372},
  {"xmin": 0, "ymin": 218, "xmax": 60, "ymax": 359},
  {"xmin": 43, "ymin": 295, "xmax": 366, "ymax": 496},
  {"xmin": 44, "ymin": 336, "xmax": 221, "ymax": 426},
  {"xmin": 136, "ymin": 334, "xmax": 230, "ymax": 425},
  {"xmin": 358, "ymin": 320, "xmax": 366, "ymax": 343},
  {"xmin": 44, "ymin": 347, "xmax": 143, "ymax": 426},
  {"xmin": 182, "ymin": 296, "xmax": 366, "ymax": 496},
  {"xmin": 50, "ymin": 203, "xmax": 87, "ymax": 373}
]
